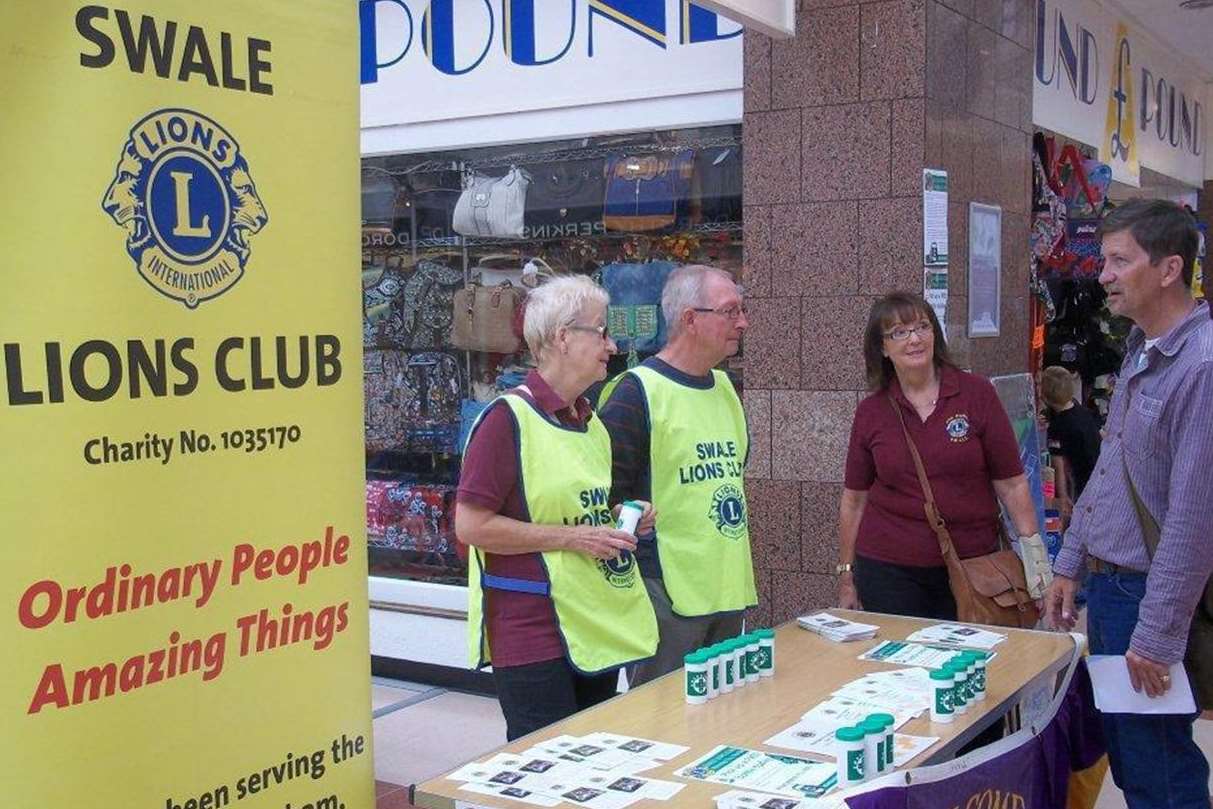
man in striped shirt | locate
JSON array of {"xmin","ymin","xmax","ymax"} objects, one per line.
[{"xmin": 1045, "ymin": 199, "xmax": 1211, "ymax": 809}]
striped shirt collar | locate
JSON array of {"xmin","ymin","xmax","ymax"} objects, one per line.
[{"xmin": 1125, "ymin": 300, "xmax": 1208, "ymax": 360}]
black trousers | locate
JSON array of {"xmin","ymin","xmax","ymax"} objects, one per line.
[
  {"xmin": 854, "ymin": 554, "xmax": 958, "ymax": 621},
  {"xmin": 855, "ymin": 554, "xmax": 1003, "ymax": 751},
  {"xmin": 493, "ymin": 658, "xmax": 618, "ymax": 741}
]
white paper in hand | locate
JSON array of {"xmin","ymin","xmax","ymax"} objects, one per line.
[{"xmin": 1086, "ymin": 656, "xmax": 1196, "ymax": 715}]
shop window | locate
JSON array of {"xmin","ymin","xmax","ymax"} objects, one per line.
[{"xmin": 361, "ymin": 125, "xmax": 744, "ymax": 585}]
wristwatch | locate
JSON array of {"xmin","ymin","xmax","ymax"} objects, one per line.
[{"xmin": 835, "ymin": 562, "xmax": 854, "ymax": 575}]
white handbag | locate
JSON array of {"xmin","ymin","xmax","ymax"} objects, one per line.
[{"xmin": 453, "ymin": 167, "xmax": 530, "ymax": 238}]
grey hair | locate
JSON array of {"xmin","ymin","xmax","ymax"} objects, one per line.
[
  {"xmin": 523, "ymin": 274, "xmax": 609, "ymax": 359},
  {"xmin": 662, "ymin": 264, "xmax": 737, "ymax": 338}
]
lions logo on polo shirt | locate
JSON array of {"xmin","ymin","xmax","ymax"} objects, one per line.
[
  {"xmin": 598, "ymin": 552, "xmax": 638, "ymax": 589},
  {"xmin": 102, "ymin": 109, "xmax": 268, "ymax": 308},
  {"xmin": 945, "ymin": 413, "xmax": 971, "ymax": 443}
]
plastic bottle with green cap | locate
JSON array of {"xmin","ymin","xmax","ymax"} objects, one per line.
[
  {"xmin": 964, "ymin": 651, "xmax": 988, "ymax": 700},
  {"xmin": 755, "ymin": 628, "xmax": 775, "ymax": 677},
  {"xmin": 728, "ymin": 638, "xmax": 748, "ymax": 689},
  {"xmin": 868, "ymin": 713, "xmax": 896, "ymax": 769},
  {"xmin": 929, "ymin": 668, "xmax": 955, "ymax": 723},
  {"xmin": 712, "ymin": 643, "xmax": 733, "ymax": 695},
  {"xmin": 835, "ymin": 726, "xmax": 866, "ymax": 786},
  {"xmin": 684, "ymin": 651, "xmax": 710, "ymax": 704},
  {"xmin": 705, "ymin": 645, "xmax": 721, "ymax": 699},
  {"xmin": 742, "ymin": 634, "xmax": 761, "ymax": 684},
  {"xmin": 945, "ymin": 658, "xmax": 970, "ymax": 713},
  {"xmin": 859, "ymin": 718, "xmax": 886, "ymax": 778},
  {"xmin": 720, "ymin": 640, "xmax": 737, "ymax": 692}
]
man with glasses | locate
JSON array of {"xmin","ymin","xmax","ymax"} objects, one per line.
[
  {"xmin": 600, "ymin": 265, "xmax": 757, "ymax": 685},
  {"xmin": 1044, "ymin": 199, "xmax": 1212, "ymax": 809}
]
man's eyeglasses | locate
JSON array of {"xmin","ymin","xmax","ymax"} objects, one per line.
[
  {"xmin": 883, "ymin": 323, "xmax": 933, "ymax": 342},
  {"xmin": 567, "ymin": 324, "xmax": 611, "ymax": 341},
  {"xmin": 692, "ymin": 304, "xmax": 748, "ymax": 321}
]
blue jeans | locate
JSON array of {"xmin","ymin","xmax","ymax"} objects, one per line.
[{"xmin": 1086, "ymin": 571, "xmax": 1210, "ymax": 808}]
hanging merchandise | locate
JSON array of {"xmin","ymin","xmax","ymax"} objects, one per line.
[
  {"xmin": 390, "ymin": 259, "xmax": 460, "ymax": 349},
  {"xmin": 599, "ymin": 260, "xmax": 678, "ymax": 366},
  {"xmin": 364, "ymin": 351, "xmax": 464, "ymax": 454},
  {"xmin": 366, "ymin": 480, "xmax": 457, "ymax": 553},
  {"xmin": 453, "ymin": 166, "xmax": 531, "ymax": 238},
  {"xmin": 524, "ymin": 157, "xmax": 606, "ymax": 231},
  {"xmin": 603, "ymin": 150, "xmax": 695, "ymax": 232},
  {"xmin": 404, "ymin": 171, "xmax": 463, "ymax": 242},
  {"xmin": 694, "ymin": 146, "xmax": 743, "ymax": 224},
  {"xmin": 451, "ymin": 282, "xmax": 526, "ymax": 354},
  {"xmin": 471, "ymin": 253, "xmax": 554, "ymax": 288}
]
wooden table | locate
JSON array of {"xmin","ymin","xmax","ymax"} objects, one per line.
[{"xmin": 414, "ymin": 611, "xmax": 1077, "ymax": 809}]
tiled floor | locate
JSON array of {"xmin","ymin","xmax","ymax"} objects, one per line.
[
  {"xmin": 373, "ymin": 678, "xmax": 506, "ymax": 809},
  {"xmin": 370, "ymin": 676, "xmax": 1212, "ymax": 809}
]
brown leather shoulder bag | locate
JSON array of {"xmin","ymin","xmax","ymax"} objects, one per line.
[{"xmin": 889, "ymin": 397, "xmax": 1040, "ymax": 629}]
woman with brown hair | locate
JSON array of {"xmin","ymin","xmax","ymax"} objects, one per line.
[{"xmin": 836, "ymin": 292, "xmax": 1041, "ymax": 618}]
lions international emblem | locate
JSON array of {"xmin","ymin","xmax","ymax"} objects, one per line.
[
  {"xmin": 708, "ymin": 484, "xmax": 748, "ymax": 540},
  {"xmin": 945, "ymin": 414, "xmax": 971, "ymax": 443},
  {"xmin": 102, "ymin": 109, "xmax": 268, "ymax": 308},
  {"xmin": 598, "ymin": 552, "xmax": 638, "ymax": 589}
]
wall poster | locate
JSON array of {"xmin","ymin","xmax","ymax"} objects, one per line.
[
  {"xmin": 968, "ymin": 203, "xmax": 1003, "ymax": 338},
  {"xmin": 0, "ymin": 3, "xmax": 373, "ymax": 808}
]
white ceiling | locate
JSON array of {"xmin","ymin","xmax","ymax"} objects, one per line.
[{"xmin": 1108, "ymin": 0, "xmax": 1213, "ymax": 81}]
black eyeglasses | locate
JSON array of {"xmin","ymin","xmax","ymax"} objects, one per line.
[{"xmin": 691, "ymin": 304, "xmax": 748, "ymax": 321}]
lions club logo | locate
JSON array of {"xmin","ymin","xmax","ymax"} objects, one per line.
[
  {"xmin": 708, "ymin": 484, "xmax": 748, "ymax": 540},
  {"xmin": 945, "ymin": 414, "xmax": 971, "ymax": 443},
  {"xmin": 102, "ymin": 109, "xmax": 268, "ymax": 308},
  {"xmin": 598, "ymin": 552, "xmax": 638, "ymax": 589}
]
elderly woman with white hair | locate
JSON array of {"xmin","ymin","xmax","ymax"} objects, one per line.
[{"xmin": 456, "ymin": 274, "xmax": 658, "ymax": 741}]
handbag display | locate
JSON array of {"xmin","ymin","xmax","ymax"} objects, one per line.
[
  {"xmin": 524, "ymin": 157, "xmax": 605, "ymax": 230},
  {"xmin": 363, "ymin": 257, "xmax": 464, "ymax": 349},
  {"xmin": 890, "ymin": 398, "xmax": 1040, "ymax": 629},
  {"xmin": 453, "ymin": 167, "xmax": 531, "ymax": 238},
  {"xmin": 451, "ymin": 282, "xmax": 525, "ymax": 354},
  {"xmin": 365, "ymin": 351, "xmax": 464, "ymax": 453},
  {"xmin": 603, "ymin": 150, "xmax": 694, "ymax": 232},
  {"xmin": 598, "ymin": 260, "xmax": 677, "ymax": 366},
  {"xmin": 1124, "ymin": 456, "xmax": 1213, "ymax": 709}
]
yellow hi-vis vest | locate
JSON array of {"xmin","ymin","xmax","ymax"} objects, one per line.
[
  {"xmin": 631, "ymin": 365, "xmax": 757, "ymax": 617},
  {"xmin": 465, "ymin": 393, "xmax": 658, "ymax": 674}
]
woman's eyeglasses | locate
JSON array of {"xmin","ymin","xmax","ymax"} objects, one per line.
[
  {"xmin": 883, "ymin": 323, "xmax": 933, "ymax": 342},
  {"xmin": 567, "ymin": 324, "xmax": 611, "ymax": 341}
]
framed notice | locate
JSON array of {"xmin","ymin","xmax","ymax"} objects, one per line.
[
  {"xmin": 922, "ymin": 170, "xmax": 948, "ymax": 267},
  {"xmin": 968, "ymin": 203, "xmax": 1002, "ymax": 338}
]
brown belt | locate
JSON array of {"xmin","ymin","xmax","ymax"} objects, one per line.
[{"xmin": 1086, "ymin": 556, "xmax": 1145, "ymax": 575}]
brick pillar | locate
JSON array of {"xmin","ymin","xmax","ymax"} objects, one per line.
[{"xmin": 741, "ymin": 0, "xmax": 1034, "ymax": 627}]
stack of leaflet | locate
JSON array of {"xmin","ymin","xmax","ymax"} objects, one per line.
[
  {"xmin": 446, "ymin": 733, "xmax": 689, "ymax": 808},
  {"xmin": 905, "ymin": 623, "xmax": 1005, "ymax": 650},
  {"xmin": 796, "ymin": 613, "xmax": 878, "ymax": 643},
  {"xmin": 763, "ymin": 668, "xmax": 938, "ymax": 764}
]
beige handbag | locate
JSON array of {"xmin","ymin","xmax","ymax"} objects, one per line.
[{"xmin": 451, "ymin": 282, "xmax": 524, "ymax": 354}]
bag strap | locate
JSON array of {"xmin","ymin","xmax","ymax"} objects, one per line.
[
  {"xmin": 888, "ymin": 397, "xmax": 959, "ymax": 562},
  {"xmin": 1122, "ymin": 453, "xmax": 1161, "ymax": 559}
]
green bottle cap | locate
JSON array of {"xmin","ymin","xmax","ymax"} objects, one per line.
[
  {"xmin": 684, "ymin": 651, "xmax": 709, "ymax": 665},
  {"xmin": 755, "ymin": 628, "xmax": 775, "ymax": 639},
  {"xmin": 835, "ymin": 726, "xmax": 865, "ymax": 742},
  {"xmin": 929, "ymin": 668, "xmax": 954, "ymax": 681},
  {"xmin": 859, "ymin": 719, "xmax": 884, "ymax": 734},
  {"xmin": 868, "ymin": 712, "xmax": 896, "ymax": 728},
  {"xmin": 944, "ymin": 660, "xmax": 967, "ymax": 673}
]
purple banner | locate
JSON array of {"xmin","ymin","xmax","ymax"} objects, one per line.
[{"xmin": 845, "ymin": 661, "xmax": 1104, "ymax": 809}]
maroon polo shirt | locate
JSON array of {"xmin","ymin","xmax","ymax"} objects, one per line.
[
  {"xmin": 844, "ymin": 366, "xmax": 1024, "ymax": 567},
  {"xmin": 456, "ymin": 370, "xmax": 594, "ymax": 668}
]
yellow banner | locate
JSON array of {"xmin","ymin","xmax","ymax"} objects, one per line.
[
  {"xmin": 1101, "ymin": 22, "xmax": 1140, "ymax": 188},
  {"xmin": 0, "ymin": 4, "xmax": 372, "ymax": 808}
]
